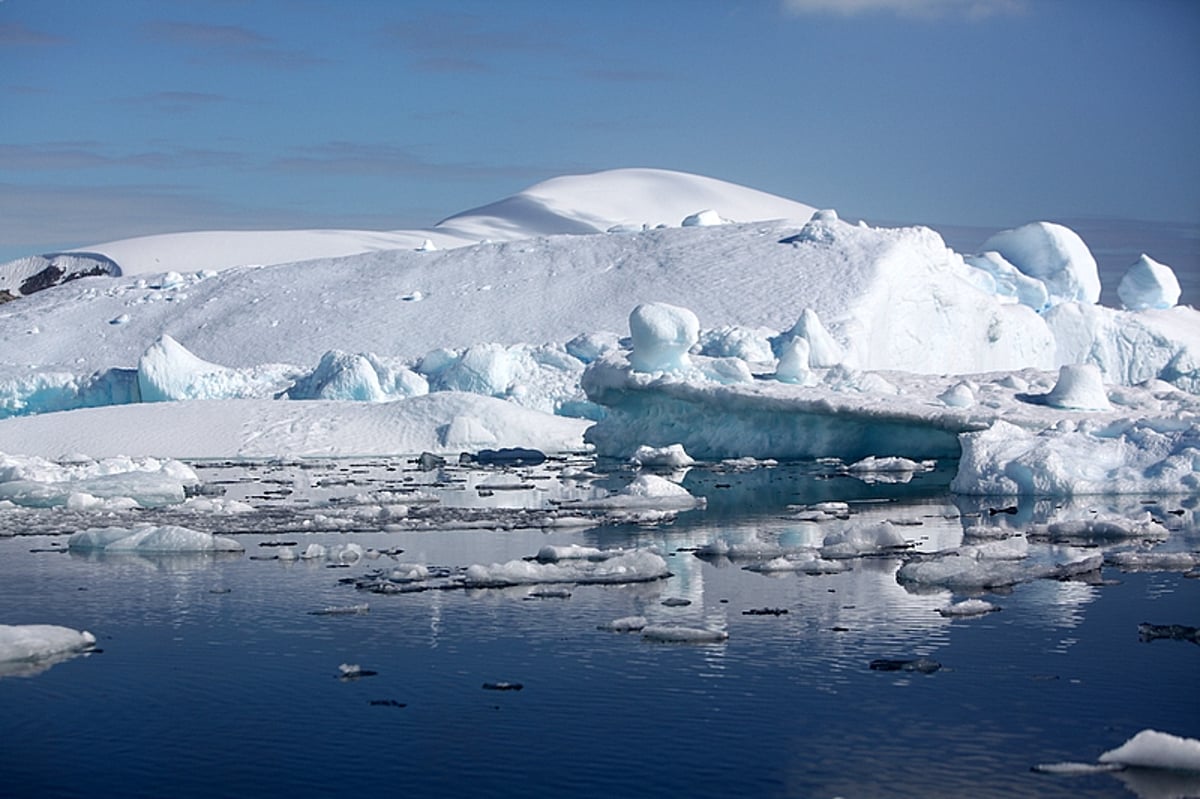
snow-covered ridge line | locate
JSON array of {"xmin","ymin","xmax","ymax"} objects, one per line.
[{"xmin": 0, "ymin": 168, "xmax": 818, "ymax": 284}]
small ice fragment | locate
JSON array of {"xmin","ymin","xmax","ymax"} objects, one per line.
[
  {"xmin": 938, "ymin": 599, "xmax": 1001, "ymax": 618},
  {"xmin": 597, "ymin": 616, "xmax": 647, "ymax": 632},
  {"xmin": 642, "ymin": 626, "xmax": 729, "ymax": 643}
]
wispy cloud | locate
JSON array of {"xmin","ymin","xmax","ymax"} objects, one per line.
[
  {"xmin": 272, "ymin": 142, "xmax": 545, "ymax": 182},
  {"xmin": 379, "ymin": 12, "xmax": 564, "ymax": 72},
  {"xmin": 141, "ymin": 20, "xmax": 327, "ymax": 67},
  {"xmin": 120, "ymin": 91, "xmax": 231, "ymax": 115},
  {"xmin": 781, "ymin": 0, "xmax": 1026, "ymax": 19},
  {"xmin": 0, "ymin": 21, "xmax": 67, "ymax": 46},
  {"xmin": 0, "ymin": 143, "xmax": 109, "ymax": 171},
  {"xmin": 582, "ymin": 68, "xmax": 672, "ymax": 83},
  {"xmin": 0, "ymin": 142, "xmax": 245, "ymax": 172}
]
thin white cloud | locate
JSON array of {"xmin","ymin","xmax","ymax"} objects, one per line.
[{"xmin": 781, "ymin": 0, "xmax": 1026, "ymax": 19}]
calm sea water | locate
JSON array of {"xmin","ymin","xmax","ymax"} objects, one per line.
[{"xmin": 1, "ymin": 458, "xmax": 1197, "ymax": 799}]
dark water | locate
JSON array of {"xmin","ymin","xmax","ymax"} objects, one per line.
[{"xmin": 1, "ymin": 459, "xmax": 1197, "ymax": 799}]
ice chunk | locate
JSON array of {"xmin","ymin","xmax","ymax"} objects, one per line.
[
  {"xmin": 980, "ymin": 221, "xmax": 1100, "ymax": 307},
  {"xmin": 535, "ymin": 544, "xmax": 619, "ymax": 562},
  {"xmin": 964, "ymin": 251, "xmax": 1051, "ymax": 310},
  {"xmin": 952, "ymin": 419, "xmax": 1200, "ymax": 496},
  {"xmin": 137, "ymin": 335, "xmax": 291, "ymax": 402},
  {"xmin": 632, "ymin": 444, "xmax": 695, "ymax": 469},
  {"xmin": 463, "ymin": 550, "xmax": 669, "ymax": 587},
  {"xmin": 698, "ymin": 325, "xmax": 775, "ymax": 363},
  {"xmin": 774, "ymin": 337, "xmax": 812, "ymax": 385},
  {"xmin": 0, "ymin": 624, "xmax": 96, "ymax": 665},
  {"xmin": 288, "ymin": 350, "xmax": 428, "ymax": 402},
  {"xmin": 628, "ymin": 302, "xmax": 700, "ymax": 373},
  {"xmin": 896, "ymin": 541, "xmax": 1102, "ymax": 589},
  {"xmin": 642, "ymin": 626, "xmax": 729, "ymax": 643},
  {"xmin": 0, "ymin": 453, "xmax": 199, "ymax": 509},
  {"xmin": 565, "ymin": 331, "xmax": 620, "ymax": 364},
  {"xmin": 820, "ymin": 522, "xmax": 909, "ymax": 558},
  {"xmin": 938, "ymin": 381, "xmax": 976, "ymax": 408},
  {"xmin": 1118, "ymin": 254, "xmax": 1181, "ymax": 311},
  {"xmin": 937, "ymin": 598, "xmax": 1001, "ymax": 617},
  {"xmin": 1098, "ymin": 729, "xmax": 1200, "ymax": 771},
  {"xmin": 1034, "ymin": 364, "xmax": 1111, "ymax": 411},
  {"xmin": 777, "ymin": 308, "xmax": 843, "ymax": 368},
  {"xmin": 428, "ymin": 343, "xmax": 514, "ymax": 396},
  {"xmin": 68, "ymin": 524, "xmax": 244, "ymax": 553},
  {"xmin": 597, "ymin": 616, "xmax": 648, "ymax": 632}
]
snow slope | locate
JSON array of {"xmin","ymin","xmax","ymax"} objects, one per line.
[{"xmin": 6, "ymin": 168, "xmax": 816, "ymax": 279}]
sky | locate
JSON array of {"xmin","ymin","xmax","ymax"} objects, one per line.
[{"xmin": 2, "ymin": 0, "xmax": 1199, "ymax": 269}]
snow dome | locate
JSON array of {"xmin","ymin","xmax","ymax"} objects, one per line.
[{"xmin": 980, "ymin": 221, "xmax": 1101, "ymax": 308}]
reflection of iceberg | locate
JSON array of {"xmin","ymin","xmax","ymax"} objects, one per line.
[{"xmin": 0, "ymin": 624, "xmax": 96, "ymax": 679}]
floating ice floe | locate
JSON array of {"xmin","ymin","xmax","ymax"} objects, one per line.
[
  {"xmin": 463, "ymin": 550, "xmax": 670, "ymax": 587},
  {"xmin": 743, "ymin": 553, "xmax": 848, "ymax": 575},
  {"xmin": 896, "ymin": 540, "xmax": 1102, "ymax": 590},
  {"xmin": 563, "ymin": 474, "xmax": 705, "ymax": 512},
  {"xmin": 952, "ymin": 419, "xmax": 1200, "ymax": 496},
  {"xmin": 0, "ymin": 453, "xmax": 198, "ymax": 509},
  {"xmin": 819, "ymin": 522, "xmax": 910, "ymax": 559},
  {"xmin": 1036, "ymin": 729, "xmax": 1200, "ymax": 776},
  {"xmin": 597, "ymin": 615, "xmax": 648, "ymax": 632},
  {"xmin": 0, "ymin": 624, "xmax": 97, "ymax": 671},
  {"xmin": 631, "ymin": 443, "xmax": 694, "ymax": 469},
  {"xmin": 937, "ymin": 598, "xmax": 1001, "ymax": 618},
  {"xmin": 1029, "ymin": 513, "xmax": 1166, "ymax": 544},
  {"xmin": 642, "ymin": 625, "xmax": 728, "ymax": 643},
  {"xmin": 1104, "ymin": 549, "xmax": 1200, "ymax": 573},
  {"xmin": 68, "ymin": 524, "xmax": 243, "ymax": 553}
]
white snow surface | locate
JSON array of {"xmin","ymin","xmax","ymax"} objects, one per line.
[
  {"xmin": 49, "ymin": 168, "xmax": 815, "ymax": 276},
  {"xmin": 0, "ymin": 394, "xmax": 590, "ymax": 460}
]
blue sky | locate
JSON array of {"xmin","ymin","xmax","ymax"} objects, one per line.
[{"xmin": 1, "ymin": 0, "xmax": 1198, "ymax": 266}]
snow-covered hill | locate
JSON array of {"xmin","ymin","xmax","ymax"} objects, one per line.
[{"xmin": 0, "ymin": 168, "xmax": 817, "ymax": 284}]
